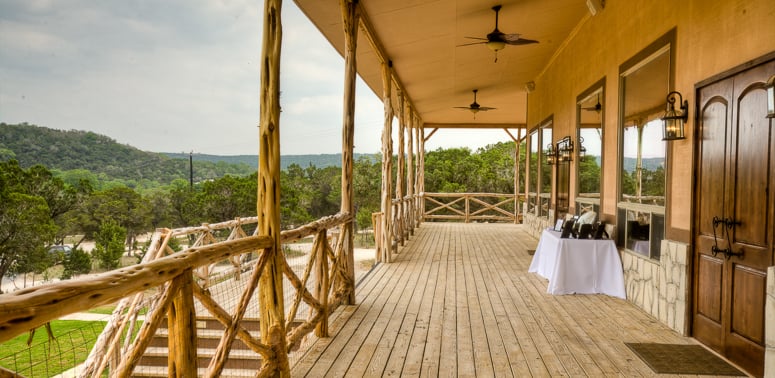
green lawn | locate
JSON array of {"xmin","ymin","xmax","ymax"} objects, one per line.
[{"xmin": 0, "ymin": 320, "xmax": 106, "ymax": 377}]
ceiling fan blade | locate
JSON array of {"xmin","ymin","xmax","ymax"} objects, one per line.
[
  {"xmin": 464, "ymin": 36, "xmax": 488, "ymax": 41},
  {"xmin": 457, "ymin": 41, "xmax": 487, "ymax": 47},
  {"xmin": 454, "ymin": 106, "xmax": 473, "ymax": 110},
  {"xmin": 505, "ymin": 37, "xmax": 539, "ymax": 45}
]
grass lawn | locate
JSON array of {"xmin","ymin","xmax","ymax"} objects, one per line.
[{"xmin": 0, "ymin": 320, "xmax": 106, "ymax": 377}]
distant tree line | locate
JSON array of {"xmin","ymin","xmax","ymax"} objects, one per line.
[{"xmin": 0, "ymin": 140, "xmax": 524, "ymax": 290}]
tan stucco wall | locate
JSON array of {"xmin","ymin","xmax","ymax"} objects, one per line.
[{"xmin": 526, "ymin": 0, "xmax": 775, "ymax": 233}]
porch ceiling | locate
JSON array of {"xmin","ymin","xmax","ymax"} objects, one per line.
[{"xmin": 293, "ymin": 0, "xmax": 590, "ymax": 129}]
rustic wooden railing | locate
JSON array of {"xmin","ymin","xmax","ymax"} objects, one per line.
[
  {"xmin": 0, "ymin": 213, "xmax": 352, "ymax": 377},
  {"xmin": 423, "ymin": 192, "xmax": 520, "ymax": 223}
]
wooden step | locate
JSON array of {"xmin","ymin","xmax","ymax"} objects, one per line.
[
  {"xmin": 131, "ymin": 366, "xmax": 257, "ymax": 378},
  {"xmin": 138, "ymin": 347, "xmax": 262, "ymax": 369}
]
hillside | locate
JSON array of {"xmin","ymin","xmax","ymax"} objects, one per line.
[
  {"xmin": 0, "ymin": 123, "xmax": 377, "ymax": 188},
  {"xmin": 0, "ymin": 123, "xmax": 255, "ymax": 185},
  {"xmin": 163, "ymin": 152, "xmax": 373, "ymax": 170}
]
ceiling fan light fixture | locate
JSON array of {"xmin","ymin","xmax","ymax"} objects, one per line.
[{"xmin": 486, "ymin": 40, "xmax": 506, "ymax": 51}]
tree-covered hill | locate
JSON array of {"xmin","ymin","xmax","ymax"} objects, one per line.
[
  {"xmin": 163, "ymin": 152, "xmax": 369, "ymax": 170},
  {"xmin": 0, "ymin": 123, "xmax": 255, "ymax": 187}
]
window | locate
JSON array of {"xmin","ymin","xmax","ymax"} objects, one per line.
[
  {"xmin": 526, "ymin": 120, "xmax": 552, "ymax": 217},
  {"xmin": 576, "ymin": 83, "xmax": 604, "ymax": 217},
  {"xmin": 539, "ymin": 122, "xmax": 553, "ymax": 217},
  {"xmin": 527, "ymin": 129, "xmax": 539, "ymax": 215},
  {"xmin": 617, "ymin": 31, "xmax": 674, "ymax": 260}
]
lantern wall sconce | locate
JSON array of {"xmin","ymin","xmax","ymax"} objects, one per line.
[
  {"xmin": 545, "ymin": 143, "xmax": 556, "ymax": 165},
  {"xmin": 558, "ymin": 137, "xmax": 574, "ymax": 162},
  {"xmin": 661, "ymin": 91, "xmax": 688, "ymax": 140},
  {"xmin": 547, "ymin": 136, "xmax": 586, "ymax": 165},
  {"xmin": 766, "ymin": 75, "xmax": 775, "ymax": 119}
]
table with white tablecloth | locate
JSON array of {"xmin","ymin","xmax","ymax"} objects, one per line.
[{"xmin": 528, "ymin": 228, "xmax": 626, "ymax": 299}]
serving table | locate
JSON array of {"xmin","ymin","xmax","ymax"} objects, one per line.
[{"xmin": 528, "ymin": 228, "xmax": 626, "ymax": 299}]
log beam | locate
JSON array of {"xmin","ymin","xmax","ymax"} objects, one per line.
[
  {"xmin": 167, "ymin": 271, "xmax": 197, "ymax": 378},
  {"xmin": 407, "ymin": 112, "xmax": 415, "ymax": 235},
  {"xmin": 380, "ymin": 61, "xmax": 394, "ymax": 263},
  {"xmin": 396, "ymin": 90, "xmax": 406, "ymax": 246},
  {"xmin": 339, "ymin": 0, "xmax": 358, "ymax": 305},
  {"xmin": 257, "ymin": 0, "xmax": 288, "ymax": 375}
]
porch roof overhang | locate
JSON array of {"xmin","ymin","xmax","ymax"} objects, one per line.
[{"xmin": 293, "ymin": 0, "xmax": 590, "ymax": 130}]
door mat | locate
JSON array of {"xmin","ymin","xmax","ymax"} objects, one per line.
[{"xmin": 625, "ymin": 343, "xmax": 745, "ymax": 376}]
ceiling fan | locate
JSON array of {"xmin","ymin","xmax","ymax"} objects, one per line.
[
  {"xmin": 455, "ymin": 89, "xmax": 496, "ymax": 117},
  {"xmin": 460, "ymin": 4, "xmax": 538, "ymax": 62},
  {"xmin": 582, "ymin": 94, "xmax": 602, "ymax": 112}
]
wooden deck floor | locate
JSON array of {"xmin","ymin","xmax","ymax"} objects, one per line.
[{"xmin": 291, "ymin": 223, "xmax": 732, "ymax": 377}]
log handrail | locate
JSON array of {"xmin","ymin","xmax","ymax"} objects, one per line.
[
  {"xmin": 0, "ymin": 235, "xmax": 272, "ymax": 342},
  {"xmin": 0, "ymin": 212, "xmax": 354, "ymax": 377},
  {"xmin": 423, "ymin": 192, "xmax": 520, "ymax": 223}
]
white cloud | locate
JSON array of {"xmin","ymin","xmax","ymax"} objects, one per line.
[{"xmin": 0, "ymin": 1, "xmax": 507, "ymax": 157}]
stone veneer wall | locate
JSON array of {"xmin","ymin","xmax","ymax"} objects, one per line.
[
  {"xmin": 617, "ymin": 240, "xmax": 690, "ymax": 334},
  {"xmin": 522, "ymin": 213, "xmax": 552, "ymax": 239},
  {"xmin": 766, "ymin": 266, "xmax": 774, "ymax": 378}
]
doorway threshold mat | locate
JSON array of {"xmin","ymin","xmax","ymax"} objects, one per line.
[{"xmin": 624, "ymin": 343, "xmax": 745, "ymax": 376}]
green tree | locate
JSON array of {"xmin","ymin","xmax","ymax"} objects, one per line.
[
  {"xmin": 61, "ymin": 248, "xmax": 92, "ymax": 279},
  {"xmin": 0, "ymin": 161, "xmax": 57, "ymax": 291},
  {"xmin": 92, "ymin": 220, "xmax": 126, "ymax": 270}
]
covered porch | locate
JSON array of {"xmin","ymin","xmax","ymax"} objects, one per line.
[{"xmin": 293, "ymin": 223, "xmax": 726, "ymax": 377}]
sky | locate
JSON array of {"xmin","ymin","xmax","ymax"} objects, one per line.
[{"xmin": 0, "ymin": 1, "xmax": 512, "ymax": 156}]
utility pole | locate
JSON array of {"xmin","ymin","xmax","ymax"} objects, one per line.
[{"xmin": 189, "ymin": 151, "xmax": 193, "ymax": 189}]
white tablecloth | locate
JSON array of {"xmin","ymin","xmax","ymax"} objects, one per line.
[{"xmin": 529, "ymin": 228, "xmax": 626, "ymax": 299}]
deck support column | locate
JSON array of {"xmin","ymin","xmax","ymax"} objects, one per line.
[
  {"xmin": 515, "ymin": 129, "xmax": 523, "ymax": 223},
  {"xmin": 167, "ymin": 271, "xmax": 197, "ymax": 378},
  {"xmin": 380, "ymin": 61, "xmax": 394, "ymax": 263},
  {"xmin": 419, "ymin": 127, "xmax": 425, "ymax": 221},
  {"xmin": 257, "ymin": 0, "xmax": 289, "ymax": 375},
  {"xmin": 414, "ymin": 122, "xmax": 421, "ymax": 228},
  {"xmin": 406, "ymin": 111, "xmax": 415, "ymax": 236},
  {"xmin": 396, "ymin": 90, "xmax": 406, "ymax": 246},
  {"xmin": 339, "ymin": 0, "xmax": 358, "ymax": 304}
]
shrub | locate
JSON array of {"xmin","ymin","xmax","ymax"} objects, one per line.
[
  {"xmin": 91, "ymin": 221, "xmax": 126, "ymax": 270},
  {"xmin": 61, "ymin": 248, "xmax": 92, "ymax": 279}
]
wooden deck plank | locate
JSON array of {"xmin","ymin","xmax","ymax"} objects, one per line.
[
  {"xmin": 379, "ymin": 225, "xmax": 441, "ymax": 376},
  {"xmin": 437, "ymin": 224, "xmax": 459, "ymax": 377},
  {"xmin": 417, "ymin": 223, "xmax": 450, "ymax": 377},
  {"xmin": 466, "ymin": 225, "xmax": 511, "ymax": 377},
  {"xmin": 358, "ymin": 225, "xmax": 436, "ymax": 376},
  {"xmin": 321, "ymin": 232, "xmax": 425, "ymax": 377},
  {"xmin": 292, "ymin": 223, "xmax": 721, "ymax": 378},
  {"xmin": 398, "ymin": 225, "xmax": 441, "ymax": 377}
]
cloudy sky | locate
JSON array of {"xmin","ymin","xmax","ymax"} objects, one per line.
[{"xmin": 0, "ymin": 1, "xmax": 512, "ymax": 156}]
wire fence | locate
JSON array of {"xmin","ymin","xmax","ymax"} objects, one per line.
[{"xmin": 0, "ymin": 321, "xmax": 105, "ymax": 378}]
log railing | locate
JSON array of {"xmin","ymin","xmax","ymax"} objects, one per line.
[
  {"xmin": 423, "ymin": 192, "xmax": 520, "ymax": 223},
  {"xmin": 0, "ymin": 213, "xmax": 353, "ymax": 377}
]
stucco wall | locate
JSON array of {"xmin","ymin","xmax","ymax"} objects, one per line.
[
  {"xmin": 524, "ymin": 0, "xmax": 775, "ymax": 372},
  {"xmin": 526, "ymin": 0, "xmax": 775, "ymax": 233}
]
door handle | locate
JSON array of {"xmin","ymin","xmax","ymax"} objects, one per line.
[{"xmin": 711, "ymin": 216, "xmax": 744, "ymax": 260}]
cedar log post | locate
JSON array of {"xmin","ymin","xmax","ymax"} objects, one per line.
[
  {"xmin": 515, "ymin": 129, "xmax": 523, "ymax": 223},
  {"xmin": 396, "ymin": 90, "xmax": 406, "ymax": 246},
  {"xmin": 380, "ymin": 61, "xmax": 394, "ymax": 263},
  {"xmin": 419, "ymin": 127, "xmax": 426, "ymax": 222},
  {"xmin": 414, "ymin": 122, "xmax": 421, "ymax": 228},
  {"xmin": 314, "ymin": 229, "xmax": 330, "ymax": 336},
  {"xmin": 257, "ymin": 0, "xmax": 289, "ymax": 375},
  {"xmin": 167, "ymin": 271, "xmax": 197, "ymax": 377},
  {"xmin": 340, "ymin": 0, "xmax": 358, "ymax": 305},
  {"xmin": 406, "ymin": 112, "xmax": 415, "ymax": 235}
]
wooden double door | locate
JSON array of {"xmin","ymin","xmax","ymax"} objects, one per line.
[{"xmin": 693, "ymin": 59, "xmax": 775, "ymax": 377}]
